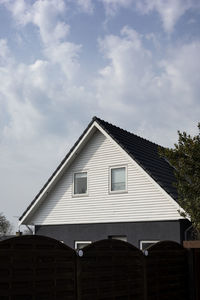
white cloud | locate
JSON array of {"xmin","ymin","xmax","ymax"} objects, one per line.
[
  {"xmin": 1, "ymin": 0, "xmax": 69, "ymax": 44},
  {"xmin": 101, "ymin": 0, "xmax": 132, "ymax": 16},
  {"xmin": 0, "ymin": 0, "xmax": 92, "ymax": 149},
  {"xmin": 0, "ymin": 39, "xmax": 14, "ymax": 65},
  {"xmin": 76, "ymin": 0, "xmax": 94, "ymax": 14},
  {"xmin": 95, "ymin": 26, "xmax": 200, "ymax": 145},
  {"xmin": 32, "ymin": 0, "xmax": 68, "ymax": 45},
  {"xmin": 135, "ymin": 0, "xmax": 200, "ymax": 33},
  {"xmin": 0, "ymin": 0, "xmax": 32, "ymax": 25},
  {"xmin": 44, "ymin": 42, "xmax": 82, "ymax": 81},
  {"xmin": 0, "ymin": 34, "xmax": 93, "ymax": 228},
  {"xmin": 101, "ymin": 0, "xmax": 200, "ymax": 32},
  {"xmin": 159, "ymin": 42, "xmax": 200, "ymax": 105},
  {"xmin": 1, "ymin": 0, "xmax": 82, "ymax": 82},
  {"xmin": 0, "ymin": 45, "xmax": 89, "ymax": 143},
  {"xmin": 96, "ymin": 27, "xmax": 153, "ymax": 112}
]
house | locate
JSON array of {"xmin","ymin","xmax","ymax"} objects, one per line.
[{"xmin": 19, "ymin": 117, "xmax": 190, "ymax": 250}]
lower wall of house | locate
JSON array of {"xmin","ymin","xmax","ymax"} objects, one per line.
[{"xmin": 35, "ymin": 219, "xmax": 191, "ymax": 249}]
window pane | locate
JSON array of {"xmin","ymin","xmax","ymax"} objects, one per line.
[
  {"xmin": 74, "ymin": 172, "xmax": 87, "ymax": 194},
  {"xmin": 111, "ymin": 167, "xmax": 125, "ymax": 191}
]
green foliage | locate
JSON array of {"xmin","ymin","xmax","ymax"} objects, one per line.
[
  {"xmin": 160, "ymin": 123, "xmax": 200, "ymax": 233},
  {"xmin": 0, "ymin": 213, "xmax": 12, "ymax": 235}
]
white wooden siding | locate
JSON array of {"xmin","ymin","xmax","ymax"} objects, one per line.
[{"xmin": 28, "ymin": 130, "xmax": 181, "ymax": 225}]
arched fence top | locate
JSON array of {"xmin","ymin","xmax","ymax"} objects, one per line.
[
  {"xmin": 0, "ymin": 236, "xmax": 186, "ymax": 253},
  {"xmin": 78, "ymin": 238, "xmax": 143, "ymax": 257},
  {"xmin": 146, "ymin": 240, "xmax": 186, "ymax": 252},
  {"xmin": 83, "ymin": 238, "xmax": 142, "ymax": 250},
  {"xmin": 0, "ymin": 234, "xmax": 75, "ymax": 253}
]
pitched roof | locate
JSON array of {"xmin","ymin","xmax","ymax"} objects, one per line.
[
  {"xmin": 94, "ymin": 117, "xmax": 177, "ymax": 200},
  {"xmin": 19, "ymin": 116, "xmax": 177, "ymax": 222}
]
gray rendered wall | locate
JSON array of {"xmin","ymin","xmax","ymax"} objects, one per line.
[{"xmin": 35, "ymin": 219, "xmax": 191, "ymax": 249}]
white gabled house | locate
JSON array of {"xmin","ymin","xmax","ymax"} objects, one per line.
[{"xmin": 19, "ymin": 117, "xmax": 190, "ymax": 250}]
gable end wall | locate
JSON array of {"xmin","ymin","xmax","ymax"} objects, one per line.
[{"xmin": 28, "ymin": 130, "xmax": 181, "ymax": 225}]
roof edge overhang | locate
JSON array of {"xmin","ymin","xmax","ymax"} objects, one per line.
[{"xmin": 19, "ymin": 117, "xmax": 102, "ymax": 225}]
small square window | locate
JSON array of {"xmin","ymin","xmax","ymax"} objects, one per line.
[
  {"xmin": 110, "ymin": 167, "xmax": 126, "ymax": 192},
  {"xmin": 74, "ymin": 172, "xmax": 87, "ymax": 195}
]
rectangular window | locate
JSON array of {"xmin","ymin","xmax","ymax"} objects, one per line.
[
  {"xmin": 110, "ymin": 167, "xmax": 126, "ymax": 192},
  {"xmin": 75, "ymin": 241, "xmax": 91, "ymax": 250},
  {"xmin": 140, "ymin": 241, "xmax": 159, "ymax": 250},
  {"xmin": 74, "ymin": 172, "xmax": 87, "ymax": 195}
]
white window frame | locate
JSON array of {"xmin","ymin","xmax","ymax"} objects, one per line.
[
  {"xmin": 73, "ymin": 171, "xmax": 88, "ymax": 197},
  {"xmin": 139, "ymin": 240, "xmax": 159, "ymax": 250},
  {"xmin": 74, "ymin": 241, "xmax": 92, "ymax": 250},
  {"xmin": 109, "ymin": 165, "xmax": 127, "ymax": 194}
]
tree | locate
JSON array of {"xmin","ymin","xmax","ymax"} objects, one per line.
[
  {"xmin": 159, "ymin": 123, "xmax": 200, "ymax": 236},
  {"xmin": 0, "ymin": 213, "xmax": 13, "ymax": 236}
]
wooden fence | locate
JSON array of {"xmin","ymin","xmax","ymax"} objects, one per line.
[
  {"xmin": 184, "ymin": 241, "xmax": 200, "ymax": 300},
  {"xmin": 77, "ymin": 239, "xmax": 145, "ymax": 299},
  {"xmin": 0, "ymin": 236, "xmax": 192, "ymax": 299},
  {"xmin": 0, "ymin": 235, "xmax": 77, "ymax": 300},
  {"xmin": 146, "ymin": 241, "xmax": 188, "ymax": 300}
]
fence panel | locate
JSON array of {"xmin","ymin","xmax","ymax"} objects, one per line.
[
  {"xmin": 77, "ymin": 239, "xmax": 145, "ymax": 300},
  {"xmin": 192, "ymin": 248, "xmax": 200, "ymax": 300},
  {"xmin": 146, "ymin": 241, "xmax": 189, "ymax": 300},
  {"xmin": 0, "ymin": 235, "xmax": 77, "ymax": 300},
  {"xmin": 184, "ymin": 241, "xmax": 200, "ymax": 300}
]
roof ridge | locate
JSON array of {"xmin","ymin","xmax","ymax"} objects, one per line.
[{"xmin": 93, "ymin": 116, "xmax": 162, "ymax": 148}]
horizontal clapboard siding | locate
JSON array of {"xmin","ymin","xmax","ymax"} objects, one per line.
[{"xmin": 29, "ymin": 130, "xmax": 181, "ymax": 225}]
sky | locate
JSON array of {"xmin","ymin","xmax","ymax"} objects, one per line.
[{"xmin": 0, "ymin": 0, "xmax": 200, "ymax": 231}]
